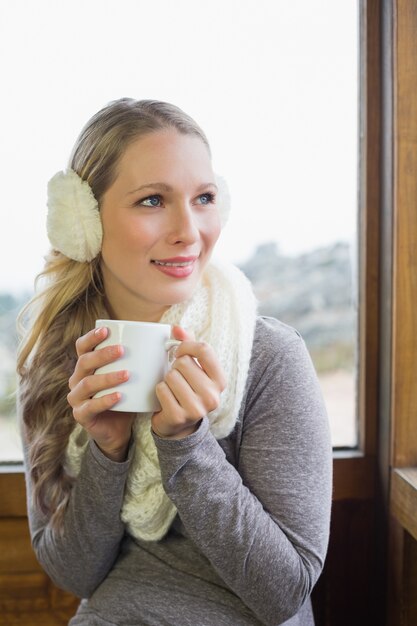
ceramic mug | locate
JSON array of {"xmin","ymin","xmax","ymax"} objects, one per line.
[{"xmin": 93, "ymin": 319, "xmax": 179, "ymax": 412}]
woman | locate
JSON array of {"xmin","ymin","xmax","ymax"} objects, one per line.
[{"xmin": 18, "ymin": 98, "xmax": 332, "ymax": 626}]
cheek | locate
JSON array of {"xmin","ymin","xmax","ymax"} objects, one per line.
[
  {"xmin": 206, "ymin": 214, "xmax": 222, "ymax": 247},
  {"xmin": 103, "ymin": 216, "xmax": 157, "ymax": 254}
]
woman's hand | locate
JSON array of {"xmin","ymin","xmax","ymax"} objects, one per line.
[
  {"xmin": 67, "ymin": 327, "xmax": 135, "ymax": 462},
  {"xmin": 152, "ymin": 326, "xmax": 227, "ymax": 439}
]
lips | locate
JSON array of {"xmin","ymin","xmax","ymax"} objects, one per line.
[{"xmin": 151, "ymin": 256, "xmax": 198, "ymax": 278}]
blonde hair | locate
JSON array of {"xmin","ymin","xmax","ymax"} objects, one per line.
[{"xmin": 17, "ymin": 98, "xmax": 210, "ymax": 531}]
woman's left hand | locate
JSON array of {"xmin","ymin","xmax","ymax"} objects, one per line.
[{"xmin": 152, "ymin": 326, "xmax": 227, "ymax": 439}]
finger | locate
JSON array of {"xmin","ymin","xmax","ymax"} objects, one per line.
[
  {"xmin": 155, "ymin": 380, "xmax": 196, "ymax": 425},
  {"xmin": 171, "ymin": 325, "xmax": 195, "ymax": 342},
  {"xmin": 170, "ymin": 355, "xmax": 224, "ymax": 400},
  {"xmin": 153, "ymin": 383, "xmax": 203, "ymax": 438},
  {"xmin": 173, "ymin": 341, "xmax": 227, "ymax": 390},
  {"xmin": 168, "ymin": 361, "xmax": 221, "ymax": 413},
  {"xmin": 165, "ymin": 368, "xmax": 199, "ymax": 410},
  {"xmin": 171, "ymin": 354, "xmax": 208, "ymax": 391},
  {"xmin": 72, "ymin": 392, "xmax": 122, "ymax": 427},
  {"xmin": 69, "ymin": 344, "xmax": 125, "ymax": 390},
  {"xmin": 155, "ymin": 381, "xmax": 183, "ymax": 422},
  {"xmin": 75, "ymin": 326, "xmax": 109, "ymax": 358},
  {"xmin": 67, "ymin": 370, "xmax": 129, "ymax": 404}
]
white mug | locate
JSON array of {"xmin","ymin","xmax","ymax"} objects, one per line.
[{"xmin": 93, "ymin": 319, "xmax": 179, "ymax": 413}]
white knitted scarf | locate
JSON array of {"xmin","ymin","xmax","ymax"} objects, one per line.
[{"xmin": 66, "ymin": 260, "xmax": 257, "ymax": 541}]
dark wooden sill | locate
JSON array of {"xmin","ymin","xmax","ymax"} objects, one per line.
[
  {"xmin": 0, "ymin": 451, "xmax": 375, "ymax": 518},
  {"xmin": 390, "ymin": 467, "xmax": 417, "ymax": 542}
]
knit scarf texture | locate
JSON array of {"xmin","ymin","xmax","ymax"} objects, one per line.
[{"xmin": 66, "ymin": 260, "xmax": 257, "ymax": 541}]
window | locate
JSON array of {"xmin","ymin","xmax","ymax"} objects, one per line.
[{"xmin": 0, "ymin": 1, "xmax": 359, "ymax": 462}]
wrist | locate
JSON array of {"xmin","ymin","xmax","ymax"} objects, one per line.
[
  {"xmin": 152, "ymin": 420, "xmax": 201, "ymax": 440},
  {"xmin": 96, "ymin": 441, "xmax": 129, "ymax": 462}
]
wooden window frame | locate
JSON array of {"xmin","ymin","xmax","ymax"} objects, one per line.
[{"xmin": 385, "ymin": 0, "xmax": 417, "ymax": 624}]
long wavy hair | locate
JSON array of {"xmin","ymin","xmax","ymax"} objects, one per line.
[{"xmin": 17, "ymin": 98, "xmax": 210, "ymax": 532}]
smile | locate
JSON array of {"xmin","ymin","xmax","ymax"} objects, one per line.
[
  {"xmin": 151, "ymin": 256, "xmax": 198, "ymax": 278},
  {"xmin": 152, "ymin": 260, "xmax": 194, "ymax": 267}
]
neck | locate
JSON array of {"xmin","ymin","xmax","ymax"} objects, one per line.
[
  {"xmin": 105, "ymin": 297, "xmax": 169, "ymax": 323},
  {"xmin": 102, "ymin": 280, "xmax": 169, "ymax": 323}
]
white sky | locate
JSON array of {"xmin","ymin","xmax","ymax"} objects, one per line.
[{"xmin": 0, "ymin": 0, "xmax": 358, "ymax": 294}]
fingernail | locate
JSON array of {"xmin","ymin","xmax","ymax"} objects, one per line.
[{"xmin": 118, "ymin": 370, "xmax": 129, "ymax": 381}]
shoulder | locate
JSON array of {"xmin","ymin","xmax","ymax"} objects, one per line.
[
  {"xmin": 251, "ymin": 316, "xmax": 304, "ymax": 363},
  {"xmin": 244, "ymin": 316, "xmax": 316, "ymax": 401},
  {"xmin": 239, "ymin": 316, "xmax": 327, "ymax": 436}
]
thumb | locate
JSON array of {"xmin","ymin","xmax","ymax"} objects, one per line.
[{"xmin": 171, "ymin": 325, "xmax": 195, "ymax": 341}]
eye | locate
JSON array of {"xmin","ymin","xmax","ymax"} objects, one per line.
[
  {"xmin": 137, "ymin": 195, "xmax": 162, "ymax": 207},
  {"xmin": 196, "ymin": 192, "xmax": 215, "ymax": 206}
]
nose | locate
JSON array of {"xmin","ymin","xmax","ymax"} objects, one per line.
[{"xmin": 166, "ymin": 202, "xmax": 200, "ymax": 245}]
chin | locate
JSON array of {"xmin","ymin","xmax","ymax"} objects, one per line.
[{"xmin": 158, "ymin": 284, "xmax": 198, "ymax": 307}]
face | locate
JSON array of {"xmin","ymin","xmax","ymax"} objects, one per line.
[{"xmin": 99, "ymin": 129, "xmax": 221, "ymax": 322}]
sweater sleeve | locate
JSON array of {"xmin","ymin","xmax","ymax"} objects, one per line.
[
  {"xmin": 153, "ymin": 318, "xmax": 332, "ymax": 626},
  {"xmin": 23, "ymin": 437, "xmax": 132, "ymax": 598}
]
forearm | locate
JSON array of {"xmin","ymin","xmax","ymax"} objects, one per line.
[
  {"xmin": 154, "ymin": 420, "xmax": 330, "ymax": 625},
  {"xmin": 25, "ymin": 439, "xmax": 130, "ymax": 598}
]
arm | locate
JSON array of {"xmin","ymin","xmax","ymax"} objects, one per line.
[
  {"xmin": 153, "ymin": 319, "xmax": 332, "ymax": 625},
  {"xmin": 22, "ymin": 325, "xmax": 138, "ymax": 598},
  {"xmin": 23, "ymin": 438, "xmax": 132, "ymax": 598},
  {"xmin": 27, "ymin": 321, "xmax": 219, "ymax": 595}
]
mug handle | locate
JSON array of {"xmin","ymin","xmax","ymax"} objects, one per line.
[
  {"xmin": 165, "ymin": 339, "xmax": 182, "ymax": 351},
  {"xmin": 165, "ymin": 339, "xmax": 182, "ymax": 363}
]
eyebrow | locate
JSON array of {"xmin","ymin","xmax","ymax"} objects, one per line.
[{"xmin": 127, "ymin": 181, "xmax": 218, "ymax": 196}]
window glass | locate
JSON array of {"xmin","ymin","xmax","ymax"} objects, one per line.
[{"xmin": 0, "ymin": 0, "xmax": 358, "ymax": 461}]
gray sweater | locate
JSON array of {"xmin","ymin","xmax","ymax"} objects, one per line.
[{"xmin": 23, "ymin": 317, "xmax": 332, "ymax": 626}]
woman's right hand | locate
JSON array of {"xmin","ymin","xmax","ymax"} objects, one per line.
[{"xmin": 67, "ymin": 326, "xmax": 135, "ymax": 462}]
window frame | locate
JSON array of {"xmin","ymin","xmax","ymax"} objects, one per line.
[{"xmin": 385, "ymin": 0, "xmax": 417, "ymax": 623}]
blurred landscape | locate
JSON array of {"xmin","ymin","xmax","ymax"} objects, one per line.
[
  {"xmin": 0, "ymin": 292, "xmax": 29, "ymax": 462},
  {"xmin": 239, "ymin": 241, "xmax": 357, "ymax": 447},
  {"xmin": 0, "ymin": 240, "xmax": 356, "ymax": 462}
]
